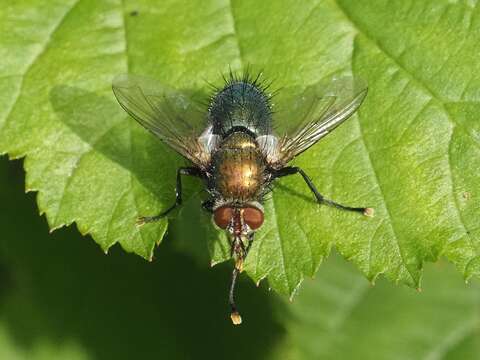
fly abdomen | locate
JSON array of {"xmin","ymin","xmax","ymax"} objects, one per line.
[
  {"xmin": 212, "ymin": 131, "xmax": 266, "ymax": 201},
  {"xmin": 209, "ymin": 76, "xmax": 272, "ymax": 137}
]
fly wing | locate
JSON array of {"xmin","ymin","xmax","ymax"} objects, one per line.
[
  {"xmin": 112, "ymin": 74, "xmax": 216, "ymax": 168},
  {"xmin": 268, "ymin": 76, "xmax": 367, "ymax": 168}
]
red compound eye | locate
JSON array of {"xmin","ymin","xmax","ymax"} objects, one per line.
[
  {"xmin": 213, "ymin": 206, "xmax": 234, "ymax": 229},
  {"xmin": 243, "ymin": 207, "xmax": 264, "ymax": 230}
]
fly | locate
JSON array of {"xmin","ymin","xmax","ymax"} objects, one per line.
[{"xmin": 112, "ymin": 70, "xmax": 373, "ymax": 325}]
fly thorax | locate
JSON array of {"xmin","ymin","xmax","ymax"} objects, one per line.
[
  {"xmin": 208, "ymin": 81, "xmax": 272, "ymax": 136},
  {"xmin": 212, "ymin": 132, "xmax": 266, "ymax": 201}
]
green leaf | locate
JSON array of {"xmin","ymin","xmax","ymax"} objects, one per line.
[{"xmin": 0, "ymin": 0, "xmax": 479, "ymax": 296}]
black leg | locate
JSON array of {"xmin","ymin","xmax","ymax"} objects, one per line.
[
  {"xmin": 273, "ymin": 166, "xmax": 373, "ymax": 216},
  {"xmin": 137, "ymin": 166, "xmax": 203, "ymax": 226},
  {"xmin": 201, "ymin": 199, "xmax": 214, "ymax": 213}
]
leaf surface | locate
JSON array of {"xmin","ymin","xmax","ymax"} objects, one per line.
[{"xmin": 0, "ymin": 0, "xmax": 479, "ymax": 295}]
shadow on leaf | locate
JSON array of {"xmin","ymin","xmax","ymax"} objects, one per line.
[{"xmin": 50, "ymin": 85, "xmax": 188, "ymax": 199}]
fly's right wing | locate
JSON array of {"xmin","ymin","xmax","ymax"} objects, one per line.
[
  {"xmin": 267, "ymin": 76, "xmax": 367, "ymax": 168},
  {"xmin": 112, "ymin": 74, "xmax": 217, "ymax": 168}
]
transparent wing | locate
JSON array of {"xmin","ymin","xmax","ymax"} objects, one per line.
[
  {"xmin": 269, "ymin": 76, "xmax": 367, "ymax": 167},
  {"xmin": 112, "ymin": 74, "xmax": 214, "ymax": 167}
]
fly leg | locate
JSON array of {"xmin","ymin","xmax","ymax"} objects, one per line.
[
  {"xmin": 273, "ymin": 166, "xmax": 374, "ymax": 216},
  {"xmin": 136, "ymin": 167, "xmax": 203, "ymax": 226},
  {"xmin": 201, "ymin": 199, "xmax": 214, "ymax": 213},
  {"xmin": 244, "ymin": 232, "xmax": 254, "ymax": 256}
]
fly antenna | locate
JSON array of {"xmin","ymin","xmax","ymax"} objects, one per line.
[{"xmin": 229, "ymin": 267, "xmax": 242, "ymax": 325}]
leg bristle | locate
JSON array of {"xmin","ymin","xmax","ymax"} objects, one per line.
[{"xmin": 136, "ymin": 217, "xmax": 147, "ymax": 227}]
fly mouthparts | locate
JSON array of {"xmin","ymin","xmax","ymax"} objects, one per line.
[
  {"xmin": 235, "ymin": 257, "xmax": 244, "ymax": 272},
  {"xmin": 230, "ymin": 311, "xmax": 242, "ymax": 325}
]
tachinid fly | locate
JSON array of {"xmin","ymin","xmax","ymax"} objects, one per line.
[{"xmin": 112, "ymin": 71, "xmax": 373, "ymax": 325}]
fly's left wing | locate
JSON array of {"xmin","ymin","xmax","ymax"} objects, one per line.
[
  {"xmin": 267, "ymin": 76, "xmax": 367, "ymax": 168},
  {"xmin": 112, "ymin": 74, "xmax": 217, "ymax": 168}
]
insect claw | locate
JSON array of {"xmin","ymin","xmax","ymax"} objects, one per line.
[
  {"xmin": 136, "ymin": 217, "xmax": 147, "ymax": 227},
  {"xmin": 136, "ymin": 214, "xmax": 165, "ymax": 226},
  {"xmin": 363, "ymin": 207, "xmax": 375, "ymax": 217}
]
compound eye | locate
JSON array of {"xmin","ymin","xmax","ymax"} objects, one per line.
[
  {"xmin": 243, "ymin": 207, "xmax": 264, "ymax": 230},
  {"xmin": 213, "ymin": 206, "xmax": 234, "ymax": 229}
]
